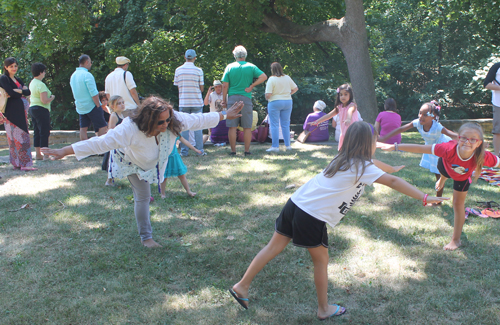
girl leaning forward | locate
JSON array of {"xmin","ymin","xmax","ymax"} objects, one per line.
[{"xmin": 230, "ymin": 121, "xmax": 447, "ymax": 320}]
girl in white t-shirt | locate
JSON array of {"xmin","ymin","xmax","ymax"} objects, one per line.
[{"xmin": 229, "ymin": 121, "xmax": 447, "ymax": 320}]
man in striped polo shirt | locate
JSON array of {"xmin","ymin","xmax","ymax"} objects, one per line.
[{"xmin": 174, "ymin": 49, "xmax": 206, "ymax": 156}]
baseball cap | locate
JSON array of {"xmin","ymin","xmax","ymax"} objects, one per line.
[{"xmin": 185, "ymin": 49, "xmax": 197, "ymax": 59}]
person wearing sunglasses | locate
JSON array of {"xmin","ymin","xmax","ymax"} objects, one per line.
[{"xmin": 42, "ymin": 96, "xmax": 244, "ymax": 248}]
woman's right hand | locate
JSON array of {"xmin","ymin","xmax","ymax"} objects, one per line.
[
  {"xmin": 13, "ymin": 89, "xmax": 22, "ymax": 94},
  {"xmin": 225, "ymin": 101, "xmax": 244, "ymax": 120},
  {"xmin": 40, "ymin": 146, "xmax": 74, "ymax": 160}
]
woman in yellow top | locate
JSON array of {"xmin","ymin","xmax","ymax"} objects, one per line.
[
  {"xmin": 264, "ymin": 62, "xmax": 298, "ymax": 152},
  {"xmin": 29, "ymin": 62, "xmax": 55, "ymax": 160}
]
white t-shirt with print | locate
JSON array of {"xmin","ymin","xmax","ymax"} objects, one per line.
[{"xmin": 291, "ymin": 162, "xmax": 385, "ymax": 228}]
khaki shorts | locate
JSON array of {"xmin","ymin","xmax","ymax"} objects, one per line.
[
  {"xmin": 226, "ymin": 95, "xmax": 253, "ymax": 128},
  {"xmin": 493, "ymin": 104, "xmax": 500, "ymax": 134}
]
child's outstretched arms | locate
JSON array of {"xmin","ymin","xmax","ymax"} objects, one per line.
[
  {"xmin": 380, "ymin": 143, "xmax": 433, "ymax": 154},
  {"xmin": 309, "ymin": 108, "xmax": 338, "ymax": 126},
  {"xmin": 441, "ymin": 127, "xmax": 458, "ymax": 140},
  {"xmin": 179, "ymin": 136, "xmax": 202, "ymax": 155},
  {"xmin": 372, "ymin": 159, "xmax": 404, "ymax": 173},
  {"xmin": 375, "ymin": 173, "xmax": 449, "ymax": 205},
  {"xmin": 378, "ymin": 122, "xmax": 414, "ymax": 143},
  {"xmin": 344, "ymin": 103, "xmax": 357, "ymax": 126}
]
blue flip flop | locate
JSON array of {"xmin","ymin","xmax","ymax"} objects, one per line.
[
  {"xmin": 318, "ymin": 304, "xmax": 346, "ymax": 321},
  {"xmin": 229, "ymin": 288, "xmax": 248, "ymax": 310}
]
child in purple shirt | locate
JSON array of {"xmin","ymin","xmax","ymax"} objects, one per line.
[
  {"xmin": 375, "ymin": 98, "xmax": 402, "ymax": 144},
  {"xmin": 302, "ymin": 100, "xmax": 330, "ymax": 142}
]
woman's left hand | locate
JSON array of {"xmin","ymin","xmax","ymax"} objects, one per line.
[
  {"xmin": 344, "ymin": 118, "xmax": 351, "ymax": 126},
  {"xmin": 225, "ymin": 101, "xmax": 244, "ymax": 120}
]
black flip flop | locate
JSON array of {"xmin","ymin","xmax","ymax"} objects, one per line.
[
  {"xmin": 476, "ymin": 201, "xmax": 499, "ymax": 209},
  {"xmin": 229, "ymin": 288, "xmax": 248, "ymax": 310}
]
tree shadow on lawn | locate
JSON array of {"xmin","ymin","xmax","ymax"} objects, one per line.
[{"xmin": 2, "ymin": 141, "xmax": 500, "ymax": 324}]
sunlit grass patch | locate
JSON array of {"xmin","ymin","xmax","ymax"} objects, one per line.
[{"xmin": 0, "ymin": 134, "xmax": 499, "ymax": 324}]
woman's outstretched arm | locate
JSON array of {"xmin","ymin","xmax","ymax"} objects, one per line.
[{"xmin": 378, "ymin": 122, "xmax": 413, "ymax": 143}]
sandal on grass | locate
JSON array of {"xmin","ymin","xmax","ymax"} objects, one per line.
[
  {"xmin": 482, "ymin": 209, "xmax": 500, "ymax": 219},
  {"xmin": 229, "ymin": 288, "xmax": 248, "ymax": 310},
  {"xmin": 465, "ymin": 207, "xmax": 488, "ymax": 218},
  {"xmin": 476, "ymin": 201, "xmax": 499, "ymax": 209},
  {"xmin": 318, "ymin": 304, "xmax": 346, "ymax": 320}
]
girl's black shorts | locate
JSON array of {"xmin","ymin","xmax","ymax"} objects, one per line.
[
  {"xmin": 437, "ymin": 158, "xmax": 470, "ymax": 192},
  {"xmin": 275, "ymin": 199, "xmax": 328, "ymax": 248}
]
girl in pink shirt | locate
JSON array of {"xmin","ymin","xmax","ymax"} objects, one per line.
[
  {"xmin": 375, "ymin": 98, "xmax": 402, "ymax": 144},
  {"xmin": 310, "ymin": 83, "xmax": 359, "ymax": 150}
]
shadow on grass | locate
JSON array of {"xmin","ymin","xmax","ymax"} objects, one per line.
[{"xmin": 1, "ymin": 137, "xmax": 500, "ymax": 324}]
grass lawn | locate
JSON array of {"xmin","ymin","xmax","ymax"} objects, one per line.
[{"xmin": 1, "ymin": 132, "xmax": 499, "ymax": 324}]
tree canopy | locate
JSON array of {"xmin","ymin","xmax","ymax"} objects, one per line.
[{"xmin": 0, "ymin": 0, "xmax": 498, "ymax": 129}]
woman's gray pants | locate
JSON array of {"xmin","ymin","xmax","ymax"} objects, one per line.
[{"xmin": 127, "ymin": 174, "xmax": 152, "ymax": 241}]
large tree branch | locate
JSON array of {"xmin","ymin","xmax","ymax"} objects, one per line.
[{"xmin": 260, "ymin": 10, "xmax": 346, "ymax": 45}]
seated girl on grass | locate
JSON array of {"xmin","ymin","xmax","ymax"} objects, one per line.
[{"xmin": 229, "ymin": 121, "xmax": 447, "ymax": 320}]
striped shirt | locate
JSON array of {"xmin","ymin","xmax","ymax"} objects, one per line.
[{"xmin": 174, "ymin": 62, "xmax": 204, "ymax": 108}]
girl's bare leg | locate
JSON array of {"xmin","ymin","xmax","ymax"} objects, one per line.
[
  {"xmin": 435, "ymin": 173, "xmax": 448, "ymax": 193},
  {"xmin": 308, "ymin": 246, "xmax": 345, "ymax": 319},
  {"xmin": 178, "ymin": 174, "xmax": 196, "ymax": 197},
  {"xmin": 105, "ymin": 178, "xmax": 114, "ymax": 186},
  {"xmin": 434, "ymin": 174, "xmax": 444, "ymax": 197},
  {"xmin": 232, "ymin": 232, "xmax": 291, "ymax": 308},
  {"xmin": 160, "ymin": 179, "xmax": 167, "ymax": 199},
  {"xmin": 444, "ymin": 190, "xmax": 468, "ymax": 251}
]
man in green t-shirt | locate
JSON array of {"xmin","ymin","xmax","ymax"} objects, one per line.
[{"xmin": 222, "ymin": 46, "xmax": 267, "ymax": 156}]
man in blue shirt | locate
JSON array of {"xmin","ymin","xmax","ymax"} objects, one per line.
[{"xmin": 70, "ymin": 54, "xmax": 108, "ymax": 140}]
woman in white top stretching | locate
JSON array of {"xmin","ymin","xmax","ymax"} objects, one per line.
[{"xmin": 42, "ymin": 96, "xmax": 243, "ymax": 248}]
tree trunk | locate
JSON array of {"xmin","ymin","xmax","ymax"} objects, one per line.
[{"xmin": 261, "ymin": 0, "xmax": 377, "ymax": 122}]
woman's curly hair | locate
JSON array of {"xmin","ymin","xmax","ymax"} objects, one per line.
[{"xmin": 132, "ymin": 96, "xmax": 182, "ymax": 136}]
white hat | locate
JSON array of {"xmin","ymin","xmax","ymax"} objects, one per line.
[
  {"xmin": 213, "ymin": 80, "xmax": 222, "ymax": 86},
  {"xmin": 313, "ymin": 100, "xmax": 326, "ymax": 111},
  {"xmin": 116, "ymin": 56, "xmax": 131, "ymax": 65}
]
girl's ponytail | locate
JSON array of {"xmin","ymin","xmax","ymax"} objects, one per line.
[{"xmin": 427, "ymin": 100, "xmax": 441, "ymax": 121}]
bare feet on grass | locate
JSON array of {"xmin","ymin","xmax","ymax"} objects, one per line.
[
  {"xmin": 231, "ymin": 284, "xmax": 249, "ymax": 308},
  {"xmin": 318, "ymin": 304, "xmax": 346, "ymax": 320},
  {"xmin": 444, "ymin": 240, "xmax": 461, "ymax": 251},
  {"xmin": 435, "ymin": 177, "xmax": 446, "ymax": 192},
  {"xmin": 141, "ymin": 239, "xmax": 162, "ymax": 248},
  {"xmin": 104, "ymin": 179, "xmax": 114, "ymax": 186}
]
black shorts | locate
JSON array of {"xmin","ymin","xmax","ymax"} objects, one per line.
[
  {"xmin": 275, "ymin": 199, "xmax": 328, "ymax": 248},
  {"xmin": 437, "ymin": 157, "xmax": 470, "ymax": 192}
]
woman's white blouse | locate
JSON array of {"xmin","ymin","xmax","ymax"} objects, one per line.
[{"xmin": 72, "ymin": 111, "xmax": 220, "ymax": 183}]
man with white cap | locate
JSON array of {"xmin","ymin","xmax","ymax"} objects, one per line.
[
  {"xmin": 105, "ymin": 56, "xmax": 140, "ymax": 118},
  {"xmin": 174, "ymin": 49, "xmax": 205, "ymax": 156}
]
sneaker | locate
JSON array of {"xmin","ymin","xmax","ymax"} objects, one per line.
[
  {"xmin": 266, "ymin": 147, "xmax": 279, "ymax": 152},
  {"xmin": 229, "ymin": 151, "xmax": 236, "ymax": 156},
  {"xmin": 244, "ymin": 151, "xmax": 252, "ymax": 156},
  {"xmin": 197, "ymin": 151, "xmax": 207, "ymax": 156},
  {"xmin": 180, "ymin": 153, "xmax": 188, "ymax": 157},
  {"xmin": 286, "ymin": 146, "xmax": 292, "ymax": 151}
]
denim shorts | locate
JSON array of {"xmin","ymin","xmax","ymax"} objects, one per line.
[{"xmin": 79, "ymin": 106, "xmax": 108, "ymax": 130}]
